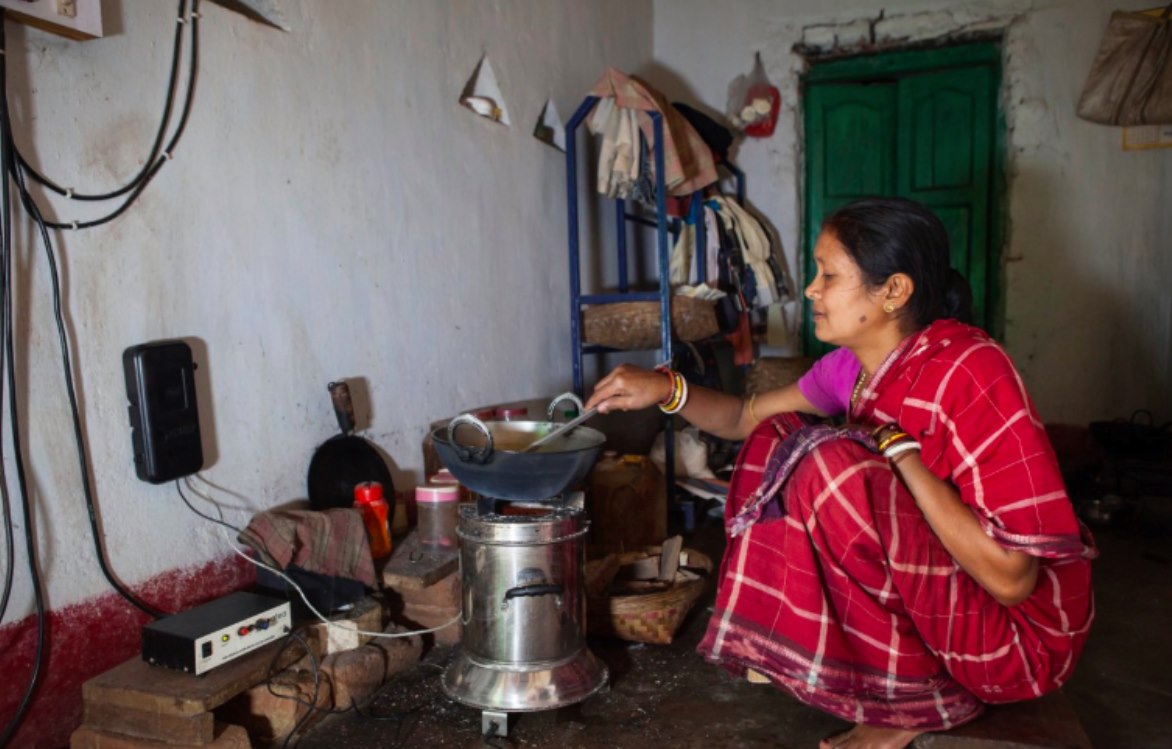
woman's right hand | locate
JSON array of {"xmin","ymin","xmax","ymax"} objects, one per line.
[{"xmin": 584, "ymin": 364, "xmax": 672, "ymax": 414}]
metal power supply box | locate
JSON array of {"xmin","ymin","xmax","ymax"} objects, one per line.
[{"xmin": 142, "ymin": 592, "xmax": 292, "ymax": 675}]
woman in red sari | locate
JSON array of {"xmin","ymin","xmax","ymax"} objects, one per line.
[{"xmin": 584, "ymin": 198, "xmax": 1096, "ymax": 749}]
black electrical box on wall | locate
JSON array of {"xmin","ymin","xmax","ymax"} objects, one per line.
[{"xmin": 123, "ymin": 340, "xmax": 204, "ymax": 483}]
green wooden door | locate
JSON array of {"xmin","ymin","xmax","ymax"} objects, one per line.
[
  {"xmin": 897, "ymin": 65, "xmax": 995, "ymax": 327},
  {"xmin": 802, "ymin": 43, "xmax": 1003, "ymax": 357},
  {"xmin": 803, "ymin": 82, "xmax": 897, "ymax": 357}
]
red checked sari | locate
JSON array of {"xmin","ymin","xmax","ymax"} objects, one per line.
[{"xmin": 697, "ymin": 319, "xmax": 1096, "ymax": 730}]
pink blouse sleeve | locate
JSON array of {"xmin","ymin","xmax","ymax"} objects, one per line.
[{"xmin": 797, "ymin": 347, "xmax": 861, "ymax": 417}]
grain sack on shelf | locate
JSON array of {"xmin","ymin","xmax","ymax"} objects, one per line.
[{"xmin": 582, "ymin": 295, "xmax": 718, "ymax": 350}]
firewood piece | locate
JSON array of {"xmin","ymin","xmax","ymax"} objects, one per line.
[{"xmin": 658, "ymin": 535, "xmax": 683, "ymax": 581}]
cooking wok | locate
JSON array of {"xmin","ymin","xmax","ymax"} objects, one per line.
[
  {"xmin": 431, "ymin": 400, "xmax": 605, "ymax": 501},
  {"xmin": 307, "ymin": 381, "xmax": 395, "ymax": 511}
]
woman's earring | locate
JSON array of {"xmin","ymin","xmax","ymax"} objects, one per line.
[{"xmin": 883, "ymin": 301, "xmax": 896, "ymax": 314}]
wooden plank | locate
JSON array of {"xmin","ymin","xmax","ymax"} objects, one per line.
[
  {"xmin": 70, "ymin": 723, "xmax": 249, "ymax": 749},
  {"xmin": 381, "ymin": 532, "xmax": 459, "ymax": 592},
  {"xmin": 82, "ymin": 703, "xmax": 214, "ymax": 745},
  {"xmin": 83, "ymin": 639, "xmax": 308, "ymax": 718}
]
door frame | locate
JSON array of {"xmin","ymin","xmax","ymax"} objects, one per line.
[{"xmin": 801, "ymin": 41, "xmax": 1008, "ymax": 350}]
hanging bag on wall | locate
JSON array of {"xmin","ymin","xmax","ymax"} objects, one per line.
[{"xmin": 1076, "ymin": 4, "xmax": 1172, "ymax": 125}]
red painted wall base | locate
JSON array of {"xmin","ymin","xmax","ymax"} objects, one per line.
[{"xmin": 0, "ymin": 555, "xmax": 256, "ymax": 748}]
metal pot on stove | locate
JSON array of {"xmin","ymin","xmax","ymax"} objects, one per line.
[{"xmin": 429, "ymin": 393, "xmax": 606, "ymax": 502}]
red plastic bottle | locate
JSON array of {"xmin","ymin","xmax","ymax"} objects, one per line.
[{"xmin": 354, "ymin": 481, "xmax": 392, "ymax": 560}]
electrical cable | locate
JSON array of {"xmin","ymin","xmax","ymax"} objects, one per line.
[
  {"xmin": 189, "ymin": 473, "xmax": 260, "ymax": 513},
  {"xmin": 0, "ymin": 414, "xmax": 12, "ymax": 626},
  {"xmin": 17, "ymin": 0, "xmax": 189, "ymax": 202},
  {"xmin": 0, "ymin": 13, "xmax": 45, "ymax": 745},
  {"xmin": 175, "ymin": 480, "xmax": 243, "ymax": 535},
  {"xmin": 8, "ymin": 153, "xmax": 167, "ymax": 619},
  {"xmin": 18, "ymin": 0, "xmax": 201, "ymax": 231},
  {"xmin": 181, "ymin": 476, "xmax": 231, "ymax": 521},
  {"xmin": 262, "ymin": 626, "xmax": 444, "ymax": 747},
  {"xmin": 0, "ymin": 469, "xmax": 12, "ymax": 627},
  {"xmin": 221, "ymin": 528, "xmax": 460, "ymax": 640},
  {"xmin": 0, "ymin": 19, "xmax": 167, "ymax": 621},
  {"xmin": 0, "ymin": 4, "xmax": 202, "ymax": 740},
  {"xmin": 280, "ymin": 631, "xmax": 320, "ymax": 749}
]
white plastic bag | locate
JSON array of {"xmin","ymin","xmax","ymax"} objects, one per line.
[{"xmin": 649, "ymin": 426, "xmax": 715, "ymax": 480}]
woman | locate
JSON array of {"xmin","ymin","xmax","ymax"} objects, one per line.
[{"xmin": 584, "ymin": 198, "xmax": 1096, "ymax": 749}]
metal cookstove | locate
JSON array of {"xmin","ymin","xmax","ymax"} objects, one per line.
[
  {"xmin": 442, "ymin": 494, "xmax": 607, "ymax": 737},
  {"xmin": 430, "ymin": 401, "xmax": 609, "ymax": 738}
]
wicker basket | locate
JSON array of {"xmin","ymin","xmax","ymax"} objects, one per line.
[
  {"xmin": 582, "ymin": 296, "xmax": 719, "ymax": 351},
  {"xmin": 585, "ymin": 546, "xmax": 712, "ymax": 645}
]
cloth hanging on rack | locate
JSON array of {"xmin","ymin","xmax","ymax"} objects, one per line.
[
  {"xmin": 709, "ymin": 196, "xmax": 781, "ymax": 308},
  {"xmin": 670, "ymin": 204, "xmax": 725, "ymax": 287},
  {"xmin": 588, "ymin": 68, "xmax": 718, "ymax": 196},
  {"xmin": 589, "ymin": 97, "xmax": 642, "ymax": 198}
]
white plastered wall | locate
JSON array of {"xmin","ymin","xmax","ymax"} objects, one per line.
[
  {"xmin": 1, "ymin": 0, "xmax": 652, "ymax": 615},
  {"xmin": 651, "ymin": 0, "xmax": 1172, "ymax": 425}
]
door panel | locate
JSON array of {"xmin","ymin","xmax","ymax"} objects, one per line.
[
  {"xmin": 898, "ymin": 66, "xmax": 993, "ymax": 326},
  {"xmin": 908, "ymin": 87, "xmax": 975, "ymax": 190},
  {"xmin": 824, "ymin": 97, "xmax": 896, "ymax": 197},
  {"xmin": 802, "ymin": 46, "xmax": 1000, "ymax": 357},
  {"xmin": 803, "ymin": 83, "xmax": 896, "ymax": 358}
]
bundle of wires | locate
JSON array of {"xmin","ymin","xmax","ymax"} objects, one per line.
[{"xmin": 0, "ymin": 2, "xmax": 201, "ymax": 743}]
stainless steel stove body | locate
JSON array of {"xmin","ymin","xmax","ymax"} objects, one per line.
[{"xmin": 442, "ymin": 500, "xmax": 607, "ymax": 736}]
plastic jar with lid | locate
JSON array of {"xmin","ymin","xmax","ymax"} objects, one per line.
[
  {"xmin": 416, "ymin": 484, "xmax": 460, "ymax": 549},
  {"xmin": 429, "ymin": 468, "xmax": 472, "ymax": 503}
]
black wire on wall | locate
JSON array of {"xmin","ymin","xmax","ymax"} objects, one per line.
[{"xmin": 0, "ymin": 2, "xmax": 202, "ymax": 743}]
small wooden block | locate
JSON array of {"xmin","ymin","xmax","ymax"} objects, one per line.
[
  {"xmin": 305, "ymin": 596, "xmax": 385, "ymax": 655},
  {"xmin": 83, "ymin": 640, "xmax": 307, "ymax": 718},
  {"xmin": 381, "ymin": 532, "xmax": 459, "ymax": 592},
  {"xmin": 70, "ymin": 723, "xmax": 249, "ymax": 749},
  {"xmin": 82, "ymin": 703, "xmax": 214, "ymax": 745},
  {"xmin": 913, "ymin": 690, "xmax": 1092, "ymax": 749},
  {"xmin": 658, "ymin": 535, "xmax": 683, "ymax": 581}
]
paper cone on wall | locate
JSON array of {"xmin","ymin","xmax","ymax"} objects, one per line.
[
  {"xmin": 534, "ymin": 98, "xmax": 566, "ymax": 151},
  {"xmin": 460, "ymin": 55, "xmax": 511, "ymax": 127},
  {"xmin": 207, "ymin": 0, "xmax": 290, "ymax": 31}
]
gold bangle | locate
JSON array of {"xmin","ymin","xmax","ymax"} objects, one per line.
[
  {"xmin": 748, "ymin": 393, "xmax": 761, "ymax": 425},
  {"xmin": 877, "ymin": 431, "xmax": 910, "ymax": 453}
]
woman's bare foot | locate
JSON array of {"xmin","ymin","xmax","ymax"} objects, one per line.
[{"xmin": 819, "ymin": 724, "xmax": 922, "ymax": 749}]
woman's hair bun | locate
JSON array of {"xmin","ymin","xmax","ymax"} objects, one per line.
[{"xmin": 944, "ymin": 268, "xmax": 974, "ymax": 324}]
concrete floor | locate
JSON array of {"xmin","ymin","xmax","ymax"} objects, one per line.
[{"xmin": 297, "ymin": 499, "xmax": 1172, "ymax": 749}]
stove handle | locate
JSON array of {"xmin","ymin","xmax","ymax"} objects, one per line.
[{"xmin": 503, "ymin": 583, "xmax": 564, "ymax": 601}]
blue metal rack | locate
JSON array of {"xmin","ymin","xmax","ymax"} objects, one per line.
[{"xmin": 565, "ymin": 96, "xmax": 746, "ymax": 530}]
